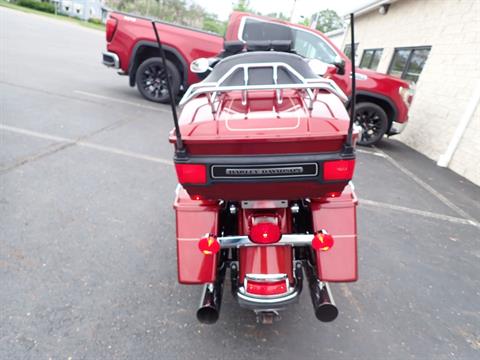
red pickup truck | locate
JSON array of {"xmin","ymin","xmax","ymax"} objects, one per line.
[{"xmin": 103, "ymin": 11, "xmax": 413, "ymax": 145}]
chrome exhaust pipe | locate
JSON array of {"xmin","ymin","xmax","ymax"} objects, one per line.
[
  {"xmin": 196, "ymin": 281, "xmax": 223, "ymax": 324},
  {"xmin": 311, "ymin": 282, "xmax": 338, "ymax": 322},
  {"xmin": 306, "ymin": 265, "xmax": 338, "ymax": 322}
]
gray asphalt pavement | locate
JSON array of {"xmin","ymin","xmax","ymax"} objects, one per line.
[{"xmin": 1, "ymin": 7, "xmax": 480, "ymax": 360}]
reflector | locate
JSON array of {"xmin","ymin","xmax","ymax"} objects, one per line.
[
  {"xmin": 198, "ymin": 234, "xmax": 220, "ymax": 255},
  {"xmin": 246, "ymin": 279, "xmax": 288, "ymax": 296},
  {"xmin": 323, "ymin": 159, "xmax": 355, "ymax": 181},
  {"xmin": 325, "ymin": 191, "xmax": 342, "ymax": 198},
  {"xmin": 312, "ymin": 231, "xmax": 334, "ymax": 251}
]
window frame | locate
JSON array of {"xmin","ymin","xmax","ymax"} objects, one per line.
[
  {"xmin": 387, "ymin": 46, "xmax": 432, "ymax": 81},
  {"xmin": 359, "ymin": 48, "xmax": 383, "ymax": 70},
  {"xmin": 343, "ymin": 43, "xmax": 358, "ymax": 60}
]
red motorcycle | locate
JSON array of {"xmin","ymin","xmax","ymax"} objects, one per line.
[{"xmin": 152, "ymin": 17, "xmax": 359, "ymax": 324}]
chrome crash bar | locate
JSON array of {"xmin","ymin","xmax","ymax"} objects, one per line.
[{"xmin": 218, "ymin": 234, "xmax": 314, "ymax": 248}]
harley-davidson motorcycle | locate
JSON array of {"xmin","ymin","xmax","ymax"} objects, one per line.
[{"xmin": 152, "ymin": 15, "xmax": 359, "ymax": 324}]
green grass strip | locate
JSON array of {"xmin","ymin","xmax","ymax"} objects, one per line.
[{"xmin": 0, "ymin": 0, "xmax": 105, "ymax": 31}]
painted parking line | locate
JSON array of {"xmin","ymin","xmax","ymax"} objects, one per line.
[
  {"xmin": 356, "ymin": 148, "xmax": 387, "ymax": 158},
  {"xmin": 361, "ymin": 199, "xmax": 480, "ymax": 228},
  {"xmin": 371, "ymin": 146, "xmax": 476, "ymax": 222},
  {"xmin": 74, "ymin": 90, "xmax": 171, "ymax": 113},
  {"xmin": 0, "ymin": 124, "xmax": 173, "ymax": 166}
]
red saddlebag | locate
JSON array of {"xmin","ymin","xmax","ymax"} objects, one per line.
[
  {"xmin": 174, "ymin": 186, "xmax": 219, "ymax": 284},
  {"xmin": 311, "ymin": 185, "xmax": 358, "ymax": 282}
]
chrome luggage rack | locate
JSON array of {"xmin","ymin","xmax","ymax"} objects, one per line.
[{"xmin": 179, "ymin": 62, "xmax": 348, "ymax": 113}]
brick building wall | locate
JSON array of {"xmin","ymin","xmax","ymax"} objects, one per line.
[
  {"xmin": 345, "ymin": 0, "xmax": 480, "ymax": 185},
  {"xmin": 450, "ymin": 94, "xmax": 479, "ymax": 182}
]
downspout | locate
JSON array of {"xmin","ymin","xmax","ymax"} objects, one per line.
[{"xmin": 437, "ymin": 79, "xmax": 480, "ymax": 167}]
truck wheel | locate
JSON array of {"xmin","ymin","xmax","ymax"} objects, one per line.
[
  {"xmin": 136, "ymin": 57, "xmax": 180, "ymax": 103},
  {"xmin": 354, "ymin": 102, "xmax": 388, "ymax": 146}
]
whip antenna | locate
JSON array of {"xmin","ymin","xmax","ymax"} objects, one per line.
[
  {"xmin": 151, "ymin": 21, "xmax": 186, "ymax": 157},
  {"xmin": 344, "ymin": 13, "xmax": 356, "ymax": 154}
]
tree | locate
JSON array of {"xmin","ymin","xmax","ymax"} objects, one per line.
[
  {"xmin": 105, "ymin": 0, "xmax": 226, "ymax": 35},
  {"xmin": 265, "ymin": 12, "xmax": 289, "ymax": 21},
  {"xmin": 311, "ymin": 9, "xmax": 343, "ymax": 33},
  {"xmin": 233, "ymin": 0, "xmax": 256, "ymax": 13},
  {"xmin": 203, "ymin": 13, "xmax": 227, "ymax": 35},
  {"xmin": 298, "ymin": 17, "xmax": 310, "ymax": 27}
]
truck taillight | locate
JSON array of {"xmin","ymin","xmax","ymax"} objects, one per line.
[
  {"xmin": 399, "ymin": 85, "xmax": 415, "ymax": 107},
  {"xmin": 106, "ymin": 17, "xmax": 118, "ymax": 42},
  {"xmin": 175, "ymin": 164, "xmax": 207, "ymax": 184},
  {"xmin": 323, "ymin": 159, "xmax": 355, "ymax": 181}
]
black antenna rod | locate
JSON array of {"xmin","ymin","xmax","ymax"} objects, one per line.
[
  {"xmin": 151, "ymin": 21, "xmax": 186, "ymax": 157},
  {"xmin": 346, "ymin": 12, "xmax": 356, "ymax": 149}
]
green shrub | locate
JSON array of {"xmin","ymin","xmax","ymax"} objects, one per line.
[
  {"xmin": 17, "ymin": 0, "xmax": 55, "ymax": 14},
  {"xmin": 88, "ymin": 18, "xmax": 104, "ymax": 25}
]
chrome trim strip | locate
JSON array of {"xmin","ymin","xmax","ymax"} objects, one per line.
[
  {"xmin": 241, "ymin": 200, "xmax": 288, "ymax": 209},
  {"xmin": 243, "ymin": 273, "xmax": 291, "ymax": 298},
  {"xmin": 245, "ymin": 273, "xmax": 288, "ymax": 282},
  {"xmin": 223, "ymin": 96, "xmax": 303, "ymax": 132},
  {"xmin": 211, "ymin": 162, "xmax": 318, "ymax": 179},
  {"xmin": 237, "ymin": 285, "xmax": 298, "ymax": 303},
  {"xmin": 238, "ymin": 287, "xmax": 297, "ymax": 302}
]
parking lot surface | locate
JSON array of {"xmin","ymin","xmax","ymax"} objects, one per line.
[{"xmin": 1, "ymin": 7, "xmax": 479, "ymax": 360}]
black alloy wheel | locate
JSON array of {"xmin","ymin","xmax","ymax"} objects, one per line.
[
  {"xmin": 354, "ymin": 102, "xmax": 389, "ymax": 146},
  {"xmin": 136, "ymin": 57, "xmax": 180, "ymax": 104}
]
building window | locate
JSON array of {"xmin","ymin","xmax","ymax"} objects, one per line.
[
  {"xmin": 343, "ymin": 43, "xmax": 358, "ymax": 60},
  {"xmin": 360, "ymin": 48, "xmax": 383, "ymax": 70},
  {"xmin": 388, "ymin": 46, "xmax": 431, "ymax": 83}
]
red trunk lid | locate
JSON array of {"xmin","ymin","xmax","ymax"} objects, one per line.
[{"xmin": 171, "ymin": 90, "xmax": 351, "ymax": 155}]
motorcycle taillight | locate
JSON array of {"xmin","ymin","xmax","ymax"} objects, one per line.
[
  {"xmin": 323, "ymin": 159, "xmax": 355, "ymax": 181},
  {"xmin": 175, "ymin": 164, "xmax": 207, "ymax": 184},
  {"xmin": 249, "ymin": 218, "xmax": 281, "ymax": 244}
]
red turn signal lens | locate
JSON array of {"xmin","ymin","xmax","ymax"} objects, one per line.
[
  {"xmin": 312, "ymin": 231, "xmax": 334, "ymax": 251},
  {"xmin": 246, "ymin": 279, "xmax": 288, "ymax": 296},
  {"xmin": 323, "ymin": 159, "xmax": 355, "ymax": 181},
  {"xmin": 249, "ymin": 222, "xmax": 281, "ymax": 244},
  {"xmin": 175, "ymin": 164, "xmax": 207, "ymax": 184},
  {"xmin": 198, "ymin": 234, "xmax": 220, "ymax": 255}
]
